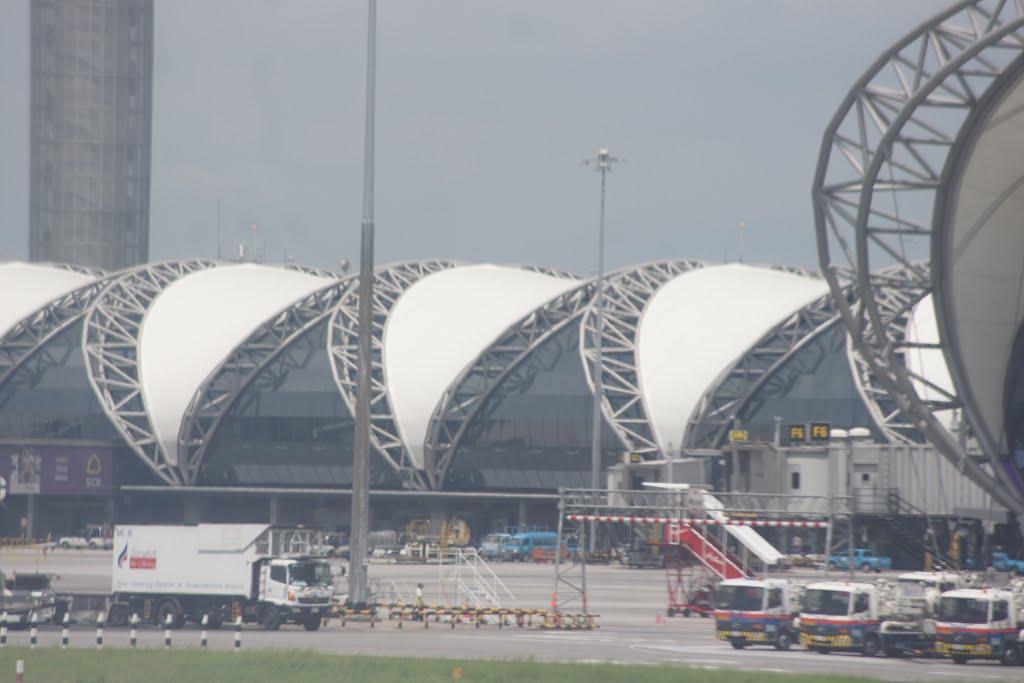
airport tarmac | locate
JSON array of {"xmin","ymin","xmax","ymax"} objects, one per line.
[{"xmin": 1, "ymin": 548, "xmax": 1016, "ymax": 682}]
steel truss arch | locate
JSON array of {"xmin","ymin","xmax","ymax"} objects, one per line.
[
  {"xmin": 328, "ymin": 260, "xmax": 456, "ymax": 489},
  {"xmin": 83, "ymin": 260, "xmax": 218, "ymax": 485},
  {"xmin": 179, "ymin": 277, "xmax": 354, "ymax": 484},
  {"xmin": 685, "ymin": 284, "xmax": 856, "ymax": 449},
  {"xmin": 813, "ymin": 0, "xmax": 1024, "ymax": 514},
  {"xmin": 423, "ymin": 281, "xmax": 595, "ymax": 489},
  {"xmin": 0, "ymin": 277, "xmax": 111, "ymax": 409},
  {"xmin": 580, "ymin": 260, "xmax": 708, "ymax": 459}
]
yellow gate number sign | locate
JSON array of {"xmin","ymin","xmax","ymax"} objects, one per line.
[
  {"xmin": 729, "ymin": 429, "xmax": 748, "ymax": 443},
  {"xmin": 810, "ymin": 423, "xmax": 831, "ymax": 441},
  {"xmin": 788, "ymin": 424, "xmax": 806, "ymax": 443}
]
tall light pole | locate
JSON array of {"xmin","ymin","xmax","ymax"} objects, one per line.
[
  {"xmin": 584, "ymin": 148, "xmax": 619, "ymax": 503},
  {"xmin": 348, "ymin": 0, "xmax": 376, "ymax": 608}
]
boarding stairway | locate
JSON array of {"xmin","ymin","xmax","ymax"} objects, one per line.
[
  {"xmin": 438, "ymin": 548, "xmax": 514, "ymax": 609},
  {"xmin": 667, "ymin": 522, "xmax": 749, "ymax": 580}
]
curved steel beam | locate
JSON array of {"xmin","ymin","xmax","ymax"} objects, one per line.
[
  {"xmin": 579, "ymin": 259, "xmax": 707, "ymax": 459},
  {"xmin": 424, "ymin": 281, "xmax": 594, "ymax": 489},
  {"xmin": 179, "ymin": 276, "xmax": 354, "ymax": 484},
  {"xmin": 327, "ymin": 260, "xmax": 456, "ymax": 489},
  {"xmin": 813, "ymin": 1, "xmax": 1024, "ymax": 515},
  {"xmin": 82, "ymin": 260, "xmax": 218, "ymax": 485},
  {"xmin": 685, "ymin": 284, "xmax": 858, "ymax": 449},
  {"xmin": 0, "ymin": 277, "xmax": 111, "ymax": 408}
]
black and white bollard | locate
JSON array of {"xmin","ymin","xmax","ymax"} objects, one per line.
[
  {"xmin": 233, "ymin": 616, "xmax": 241, "ymax": 652},
  {"xmin": 61, "ymin": 612, "xmax": 70, "ymax": 650},
  {"xmin": 200, "ymin": 614, "xmax": 208, "ymax": 651},
  {"xmin": 96, "ymin": 611, "xmax": 105, "ymax": 649},
  {"xmin": 129, "ymin": 614, "xmax": 138, "ymax": 649},
  {"xmin": 29, "ymin": 612, "xmax": 37, "ymax": 649},
  {"xmin": 1, "ymin": 611, "xmax": 8, "ymax": 647},
  {"xmin": 164, "ymin": 613, "xmax": 172, "ymax": 650}
]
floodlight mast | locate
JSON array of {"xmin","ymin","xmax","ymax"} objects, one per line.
[
  {"xmin": 349, "ymin": 0, "xmax": 376, "ymax": 608},
  {"xmin": 583, "ymin": 148, "xmax": 619, "ymax": 552}
]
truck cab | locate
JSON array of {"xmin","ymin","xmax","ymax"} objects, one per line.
[
  {"xmin": 797, "ymin": 581, "xmax": 881, "ymax": 655},
  {"xmin": 255, "ymin": 557, "xmax": 334, "ymax": 630},
  {"xmin": 935, "ymin": 589, "xmax": 1022, "ymax": 665},
  {"xmin": 714, "ymin": 578, "xmax": 796, "ymax": 650}
]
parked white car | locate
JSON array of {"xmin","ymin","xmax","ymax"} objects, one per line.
[{"xmin": 57, "ymin": 525, "xmax": 113, "ymax": 550}]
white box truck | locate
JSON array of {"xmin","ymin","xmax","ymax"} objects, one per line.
[{"xmin": 110, "ymin": 524, "xmax": 334, "ymax": 631}]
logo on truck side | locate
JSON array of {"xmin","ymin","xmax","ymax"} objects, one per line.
[{"xmin": 117, "ymin": 543, "xmax": 157, "ymax": 570}]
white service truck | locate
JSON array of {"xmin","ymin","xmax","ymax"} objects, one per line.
[
  {"xmin": 713, "ymin": 578, "xmax": 800, "ymax": 650},
  {"xmin": 796, "ymin": 580, "xmax": 935, "ymax": 657},
  {"xmin": 935, "ymin": 588, "xmax": 1023, "ymax": 665},
  {"xmin": 110, "ymin": 524, "xmax": 334, "ymax": 631}
]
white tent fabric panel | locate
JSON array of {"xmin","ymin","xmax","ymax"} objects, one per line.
[
  {"xmin": 0, "ymin": 262, "xmax": 96, "ymax": 339},
  {"xmin": 138, "ymin": 264, "xmax": 333, "ymax": 467},
  {"xmin": 637, "ymin": 263, "xmax": 828, "ymax": 454},
  {"xmin": 384, "ymin": 264, "xmax": 580, "ymax": 469}
]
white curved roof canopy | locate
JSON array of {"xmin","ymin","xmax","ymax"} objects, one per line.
[
  {"xmin": 138, "ymin": 264, "xmax": 334, "ymax": 467},
  {"xmin": 904, "ymin": 294, "xmax": 957, "ymax": 432},
  {"xmin": 637, "ymin": 263, "xmax": 828, "ymax": 453},
  {"xmin": 0, "ymin": 262, "xmax": 96, "ymax": 338},
  {"xmin": 940, "ymin": 67, "xmax": 1024, "ymax": 455},
  {"xmin": 384, "ymin": 264, "xmax": 581, "ymax": 468}
]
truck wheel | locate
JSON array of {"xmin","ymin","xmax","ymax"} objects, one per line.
[
  {"xmin": 303, "ymin": 615, "xmax": 322, "ymax": 632},
  {"xmin": 814, "ymin": 647, "xmax": 830, "ymax": 654},
  {"xmin": 862, "ymin": 635, "xmax": 880, "ymax": 657},
  {"xmin": 260, "ymin": 606, "xmax": 281, "ymax": 631},
  {"xmin": 1000, "ymin": 646, "xmax": 1020, "ymax": 666},
  {"xmin": 860, "ymin": 563, "xmax": 871, "ymax": 572},
  {"xmin": 774, "ymin": 630, "xmax": 793, "ymax": 651},
  {"xmin": 60, "ymin": 541, "xmax": 70, "ymax": 550},
  {"xmin": 951, "ymin": 655, "xmax": 968, "ymax": 664},
  {"xmin": 206, "ymin": 613, "xmax": 224, "ymax": 630},
  {"xmin": 107, "ymin": 604, "xmax": 130, "ymax": 627},
  {"xmin": 730, "ymin": 640, "xmax": 746, "ymax": 650},
  {"xmin": 88, "ymin": 541, "xmax": 98, "ymax": 549},
  {"xmin": 155, "ymin": 600, "xmax": 183, "ymax": 629}
]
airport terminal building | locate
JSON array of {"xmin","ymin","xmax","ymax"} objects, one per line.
[{"xmin": 0, "ymin": 257, "xmax": 1000, "ymax": 562}]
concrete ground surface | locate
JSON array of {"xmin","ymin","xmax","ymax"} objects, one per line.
[{"xmin": 1, "ymin": 548, "xmax": 1018, "ymax": 682}]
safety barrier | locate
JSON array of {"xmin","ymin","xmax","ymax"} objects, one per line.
[{"xmin": 327, "ymin": 602, "xmax": 597, "ymax": 630}]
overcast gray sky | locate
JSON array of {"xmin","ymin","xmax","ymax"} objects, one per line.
[{"xmin": 0, "ymin": 1, "xmax": 945, "ymax": 275}]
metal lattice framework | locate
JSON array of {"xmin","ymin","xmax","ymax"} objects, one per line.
[
  {"xmin": 579, "ymin": 260, "xmax": 707, "ymax": 459},
  {"xmin": 686, "ymin": 283, "xmax": 855, "ymax": 449},
  {"xmin": 83, "ymin": 260, "xmax": 218, "ymax": 485},
  {"xmin": 812, "ymin": 0, "xmax": 1024, "ymax": 515},
  {"xmin": 0, "ymin": 276, "xmax": 110, "ymax": 409},
  {"xmin": 179, "ymin": 277, "xmax": 354, "ymax": 484},
  {"xmin": 328, "ymin": 260, "xmax": 456, "ymax": 489},
  {"xmin": 424, "ymin": 281, "xmax": 594, "ymax": 489}
]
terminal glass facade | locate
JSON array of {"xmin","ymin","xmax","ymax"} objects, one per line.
[
  {"xmin": 200, "ymin": 320, "xmax": 395, "ymax": 487},
  {"xmin": 445, "ymin": 323, "xmax": 621, "ymax": 491},
  {"xmin": 0, "ymin": 321, "xmax": 117, "ymax": 442},
  {"xmin": 733, "ymin": 323, "xmax": 877, "ymax": 444}
]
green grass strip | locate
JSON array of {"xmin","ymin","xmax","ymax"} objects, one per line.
[{"xmin": 0, "ymin": 648, "xmax": 961, "ymax": 683}]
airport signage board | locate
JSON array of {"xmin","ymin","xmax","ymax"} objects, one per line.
[
  {"xmin": 809, "ymin": 423, "xmax": 832, "ymax": 442},
  {"xmin": 1, "ymin": 445, "xmax": 112, "ymax": 496},
  {"xmin": 788, "ymin": 424, "xmax": 807, "ymax": 443}
]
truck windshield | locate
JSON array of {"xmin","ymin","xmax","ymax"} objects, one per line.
[
  {"xmin": 4, "ymin": 575, "xmax": 51, "ymax": 591},
  {"xmin": 288, "ymin": 562, "xmax": 333, "ymax": 587},
  {"xmin": 716, "ymin": 585, "xmax": 763, "ymax": 611},
  {"xmin": 803, "ymin": 589, "xmax": 851, "ymax": 616},
  {"xmin": 938, "ymin": 597, "xmax": 989, "ymax": 624}
]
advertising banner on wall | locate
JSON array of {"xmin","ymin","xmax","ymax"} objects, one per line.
[{"xmin": 0, "ymin": 445, "xmax": 112, "ymax": 496}]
